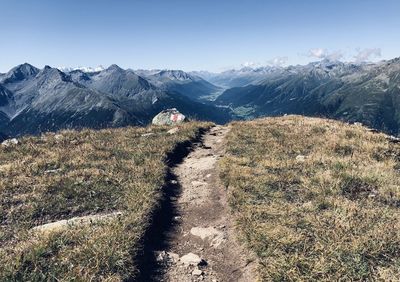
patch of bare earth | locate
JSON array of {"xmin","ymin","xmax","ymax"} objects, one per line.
[{"xmin": 145, "ymin": 125, "xmax": 256, "ymax": 282}]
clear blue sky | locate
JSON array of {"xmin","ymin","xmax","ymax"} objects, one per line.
[{"xmin": 1, "ymin": 0, "xmax": 399, "ymax": 72}]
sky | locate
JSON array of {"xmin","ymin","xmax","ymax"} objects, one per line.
[{"xmin": 1, "ymin": 0, "xmax": 400, "ymax": 72}]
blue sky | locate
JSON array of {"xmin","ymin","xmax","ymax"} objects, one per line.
[{"xmin": 1, "ymin": 0, "xmax": 399, "ymax": 72}]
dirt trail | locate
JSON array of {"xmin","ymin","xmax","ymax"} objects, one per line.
[{"xmin": 139, "ymin": 125, "xmax": 256, "ymax": 281}]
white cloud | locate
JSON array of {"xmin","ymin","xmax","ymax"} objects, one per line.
[
  {"xmin": 241, "ymin": 61, "xmax": 260, "ymax": 68},
  {"xmin": 353, "ymin": 48, "xmax": 381, "ymax": 62},
  {"xmin": 267, "ymin": 56, "xmax": 288, "ymax": 66},
  {"xmin": 307, "ymin": 48, "xmax": 344, "ymax": 61},
  {"xmin": 239, "ymin": 56, "xmax": 288, "ymax": 69},
  {"xmin": 308, "ymin": 48, "xmax": 327, "ymax": 58}
]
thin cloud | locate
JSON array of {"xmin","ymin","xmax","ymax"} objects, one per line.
[
  {"xmin": 239, "ymin": 57, "xmax": 288, "ymax": 69},
  {"xmin": 267, "ymin": 56, "xmax": 288, "ymax": 66},
  {"xmin": 353, "ymin": 48, "xmax": 381, "ymax": 62},
  {"xmin": 307, "ymin": 48, "xmax": 344, "ymax": 61}
]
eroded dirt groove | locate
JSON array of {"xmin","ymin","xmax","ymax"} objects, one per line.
[{"xmin": 136, "ymin": 125, "xmax": 256, "ymax": 282}]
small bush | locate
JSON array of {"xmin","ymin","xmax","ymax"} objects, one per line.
[
  {"xmin": 334, "ymin": 144, "xmax": 354, "ymax": 156},
  {"xmin": 340, "ymin": 175, "xmax": 377, "ymax": 200}
]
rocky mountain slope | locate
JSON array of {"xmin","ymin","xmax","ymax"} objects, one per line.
[
  {"xmin": 2, "ymin": 58, "xmax": 400, "ymax": 137},
  {"xmin": 216, "ymin": 58, "xmax": 400, "ymax": 134},
  {"xmin": 0, "ymin": 64, "xmax": 230, "ymax": 136},
  {"xmin": 192, "ymin": 66, "xmax": 282, "ymax": 88},
  {"xmin": 137, "ymin": 69, "xmax": 222, "ymax": 102}
]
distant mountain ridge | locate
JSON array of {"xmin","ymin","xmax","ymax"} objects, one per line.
[
  {"xmin": 2, "ymin": 58, "xmax": 400, "ymax": 137},
  {"xmin": 191, "ymin": 66, "xmax": 284, "ymax": 88},
  {"xmin": 0, "ymin": 64, "xmax": 230, "ymax": 136},
  {"xmin": 216, "ymin": 58, "xmax": 400, "ymax": 134},
  {"xmin": 136, "ymin": 69, "xmax": 222, "ymax": 102}
]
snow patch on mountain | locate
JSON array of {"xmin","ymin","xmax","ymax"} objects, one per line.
[{"xmin": 59, "ymin": 65, "xmax": 105, "ymax": 73}]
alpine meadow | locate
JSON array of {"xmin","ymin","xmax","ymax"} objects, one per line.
[{"xmin": 1, "ymin": 1, "xmax": 399, "ymax": 281}]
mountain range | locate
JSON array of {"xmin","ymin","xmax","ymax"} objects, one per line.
[
  {"xmin": 0, "ymin": 64, "xmax": 230, "ymax": 136},
  {"xmin": 214, "ymin": 58, "xmax": 400, "ymax": 134},
  {"xmin": 1, "ymin": 58, "xmax": 400, "ymax": 137}
]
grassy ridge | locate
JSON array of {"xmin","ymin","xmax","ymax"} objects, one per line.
[
  {"xmin": 219, "ymin": 116, "xmax": 400, "ymax": 281},
  {"xmin": 0, "ymin": 122, "xmax": 211, "ymax": 281}
]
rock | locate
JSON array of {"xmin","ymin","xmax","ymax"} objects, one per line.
[
  {"xmin": 366, "ymin": 128, "xmax": 378, "ymax": 133},
  {"xmin": 155, "ymin": 251, "xmax": 168, "ymax": 262},
  {"xmin": 32, "ymin": 211, "xmax": 123, "ymax": 235},
  {"xmin": 141, "ymin": 133, "xmax": 155, "ymax": 137},
  {"xmin": 192, "ymin": 269, "xmax": 203, "ymax": 276},
  {"xmin": 167, "ymin": 127, "xmax": 180, "ymax": 134},
  {"xmin": 174, "ymin": 216, "xmax": 182, "ymax": 221},
  {"xmin": 190, "ymin": 227, "xmax": 226, "ymax": 247},
  {"xmin": 295, "ymin": 155, "xmax": 306, "ymax": 162},
  {"xmin": 180, "ymin": 253, "xmax": 206, "ymax": 266},
  {"xmin": 168, "ymin": 252, "xmax": 180, "ymax": 263},
  {"xmin": 1, "ymin": 138, "xmax": 18, "ymax": 147},
  {"xmin": 191, "ymin": 181, "xmax": 207, "ymax": 187},
  {"xmin": 354, "ymin": 122, "xmax": 363, "ymax": 126},
  {"xmin": 54, "ymin": 134, "xmax": 63, "ymax": 140},
  {"xmin": 44, "ymin": 169, "xmax": 61, "ymax": 174},
  {"xmin": 152, "ymin": 108, "xmax": 187, "ymax": 126},
  {"xmin": 155, "ymin": 251, "xmax": 180, "ymax": 263},
  {"xmin": 388, "ymin": 135, "xmax": 400, "ymax": 143},
  {"xmin": 170, "ymin": 180, "xmax": 178, "ymax": 185}
]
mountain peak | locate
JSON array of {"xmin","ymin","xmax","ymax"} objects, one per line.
[
  {"xmin": 156, "ymin": 70, "xmax": 194, "ymax": 81},
  {"xmin": 106, "ymin": 64, "xmax": 124, "ymax": 72},
  {"xmin": 2, "ymin": 63, "xmax": 39, "ymax": 83},
  {"xmin": 37, "ymin": 66, "xmax": 71, "ymax": 83}
]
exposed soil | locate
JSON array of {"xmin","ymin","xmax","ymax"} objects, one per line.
[{"xmin": 136, "ymin": 125, "xmax": 256, "ymax": 282}]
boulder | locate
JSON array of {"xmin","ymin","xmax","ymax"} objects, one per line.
[
  {"xmin": 180, "ymin": 252, "xmax": 206, "ymax": 266},
  {"xmin": 192, "ymin": 269, "xmax": 203, "ymax": 276},
  {"xmin": 152, "ymin": 108, "xmax": 187, "ymax": 126},
  {"xmin": 295, "ymin": 155, "xmax": 306, "ymax": 162},
  {"xmin": 1, "ymin": 138, "xmax": 18, "ymax": 147},
  {"xmin": 388, "ymin": 135, "xmax": 400, "ymax": 144}
]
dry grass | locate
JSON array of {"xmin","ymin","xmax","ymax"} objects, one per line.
[
  {"xmin": 0, "ymin": 122, "xmax": 212, "ymax": 281},
  {"xmin": 219, "ymin": 116, "xmax": 400, "ymax": 281}
]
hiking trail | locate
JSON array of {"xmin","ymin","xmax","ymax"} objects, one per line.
[{"xmin": 138, "ymin": 125, "xmax": 256, "ymax": 281}]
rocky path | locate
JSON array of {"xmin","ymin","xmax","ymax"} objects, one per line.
[{"xmin": 139, "ymin": 125, "xmax": 256, "ymax": 281}]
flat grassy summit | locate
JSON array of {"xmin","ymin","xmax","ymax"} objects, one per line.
[
  {"xmin": 219, "ymin": 116, "xmax": 400, "ymax": 281},
  {"xmin": 1, "ymin": 115, "xmax": 399, "ymax": 281}
]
